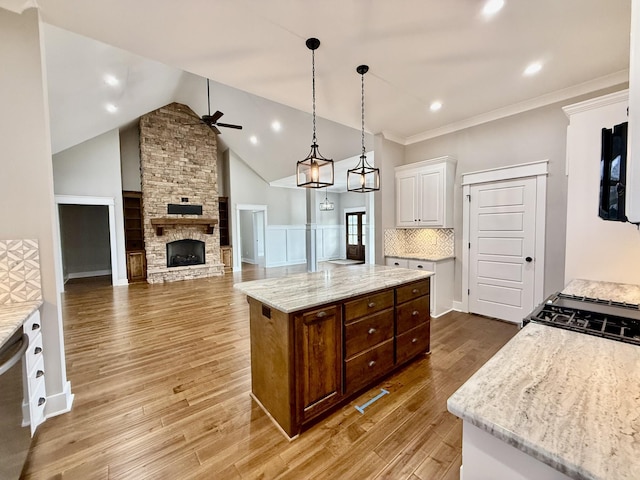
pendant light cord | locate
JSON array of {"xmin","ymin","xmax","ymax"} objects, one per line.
[
  {"xmin": 361, "ymin": 71, "xmax": 365, "ymax": 157},
  {"xmin": 312, "ymin": 48, "xmax": 317, "ymax": 144}
]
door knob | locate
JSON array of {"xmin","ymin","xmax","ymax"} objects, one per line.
[{"xmin": 525, "ymin": 257, "xmax": 533, "ymax": 262}]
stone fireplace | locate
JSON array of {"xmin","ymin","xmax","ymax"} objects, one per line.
[{"xmin": 139, "ymin": 102, "xmax": 225, "ymax": 283}]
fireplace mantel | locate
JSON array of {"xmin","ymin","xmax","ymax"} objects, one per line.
[{"xmin": 150, "ymin": 218, "xmax": 218, "ymax": 236}]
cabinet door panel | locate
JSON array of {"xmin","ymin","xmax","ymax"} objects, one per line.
[
  {"xmin": 345, "ymin": 339, "xmax": 394, "ymax": 395},
  {"xmin": 344, "ymin": 309, "xmax": 394, "ymax": 358},
  {"xmin": 396, "ymin": 296, "xmax": 430, "ymax": 335},
  {"xmin": 396, "ymin": 174, "xmax": 418, "ymax": 226},
  {"xmin": 418, "ymin": 167, "xmax": 443, "ymax": 225},
  {"xmin": 295, "ymin": 306, "xmax": 343, "ymax": 423},
  {"xmin": 396, "ymin": 321, "xmax": 430, "ymax": 365}
]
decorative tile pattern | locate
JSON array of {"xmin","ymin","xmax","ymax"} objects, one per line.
[
  {"xmin": 0, "ymin": 239, "xmax": 42, "ymax": 304},
  {"xmin": 384, "ymin": 229, "xmax": 454, "ymax": 258}
]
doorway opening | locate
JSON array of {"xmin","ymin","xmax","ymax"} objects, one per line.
[
  {"xmin": 346, "ymin": 211, "xmax": 366, "ymax": 263},
  {"xmin": 235, "ymin": 204, "xmax": 267, "ymax": 270}
]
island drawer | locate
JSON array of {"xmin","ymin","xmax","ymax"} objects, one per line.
[
  {"xmin": 344, "ymin": 309, "xmax": 394, "ymax": 359},
  {"xmin": 396, "ymin": 322, "xmax": 430, "ymax": 365},
  {"xmin": 344, "ymin": 290, "xmax": 394, "ymax": 322},
  {"xmin": 396, "ymin": 279, "xmax": 430, "ymax": 304},
  {"xmin": 396, "ymin": 296, "xmax": 430, "ymax": 335},
  {"xmin": 344, "ymin": 339, "xmax": 394, "ymax": 394}
]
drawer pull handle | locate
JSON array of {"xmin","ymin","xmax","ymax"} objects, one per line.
[
  {"xmin": 32, "ymin": 323, "xmax": 40, "ymax": 331},
  {"xmin": 412, "ymin": 288, "xmax": 419, "ymax": 294},
  {"xmin": 394, "ymin": 262, "xmax": 399, "ymax": 266},
  {"xmin": 368, "ymin": 360, "xmax": 376, "ymax": 368},
  {"xmin": 38, "ymin": 397, "xmax": 46, "ymax": 407},
  {"xmin": 368, "ymin": 328, "xmax": 377, "ymax": 335},
  {"xmin": 417, "ymin": 265, "xmax": 423, "ymax": 269},
  {"xmin": 316, "ymin": 311, "xmax": 327, "ymax": 318},
  {"xmin": 368, "ymin": 302, "xmax": 376, "ymax": 308},
  {"xmin": 34, "ymin": 346, "xmax": 42, "ymax": 354},
  {"xmin": 36, "ymin": 369, "xmax": 44, "ymax": 378},
  {"xmin": 412, "ymin": 310, "xmax": 419, "ymax": 317},
  {"xmin": 412, "ymin": 338, "xmax": 418, "ymax": 344}
]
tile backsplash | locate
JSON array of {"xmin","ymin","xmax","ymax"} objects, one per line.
[
  {"xmin": 385, "ymin": 229, "xmax": 454, "ymax": 258},
  {"xmin": 0, "ymin": 239, "xmax": 42, "ymax": 304}
]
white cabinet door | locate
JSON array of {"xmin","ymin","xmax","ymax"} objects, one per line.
[
  {"xmin": 418, "ymin": 167, "xmax": 443, "ymax": 226},
  {"xmin": 396, "ymin": 173, "xmax": 418, "ymax": 226}
]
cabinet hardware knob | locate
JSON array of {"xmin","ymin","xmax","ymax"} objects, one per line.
[
  {"xmin": 368, "ymin": 302, "xmax": 376, "ymax": 308},
  {"xmin": 32, "ymin": 323, "xmax": 40, "ymax": 330},
  {"xmin": 34, "ymin": 346, "xmax": 42, "ymax": 354},
  {"xmin": 368, "ymin": 328, "xmax": 376, "ymax": 335},
  {"xmin": 412, "ymin": 310, "xmax": 419, "ymax": 316},
  {"xmin": 412, "ymin": 338, "xmax": 418, "ymax": 344},
  {"xmin": 417, "ymin": 265, "xmax": 423, "ymax": 269},
  {"xmin": 38, "ymin": 397, "xmax": 46, "ymax": 407},
  {"xmin": 525, "ymin": 256, "xmax": 533, "ymax": 263},
  {"xmin": 412, "ymin": 288, "xmax": 419, "ymax": 294},
  {"xmin": 394, "ymin": 262, "xmax": 399, "ymax": 266},
  {"xmin": 316, "ymin": 311, "xmax": 326, "ymax": 318},
  {"xmin": 36, "ymin": 370, "xmax": 44, "ymax": 378},
  {"xmin": 368, "ymin": 360, "xmax": 376, "ymax": 368}
]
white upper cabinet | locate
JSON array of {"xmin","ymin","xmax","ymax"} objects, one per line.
[{"xmin": 395, "ymin": 156, "xmax": 456, "ymax": 228}]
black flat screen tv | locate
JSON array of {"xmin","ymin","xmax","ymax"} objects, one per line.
[{"xmin": 599, "ymin": 121, "xmax": 628, "ymax": 222}]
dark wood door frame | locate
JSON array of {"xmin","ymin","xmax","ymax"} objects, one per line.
[{"xmin": 346, "ymin": 212, "xmax": 366, "ymax": 262}]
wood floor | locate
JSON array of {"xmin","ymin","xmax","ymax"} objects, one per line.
[{"xmin": 22, "ymin": 265, "xmax": 518, "ymax": 480}]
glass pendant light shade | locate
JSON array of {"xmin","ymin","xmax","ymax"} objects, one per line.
[
  {"xmin": 319, "ymin": 188, "xmax": 335, "ymax": 211},
  {"xmin": 348, "ymin": 64, "xmax": 380, "ymax": 193},
  {"xmin": 297, "ymin": 38, "xmax": 334, "ymax": 188}
]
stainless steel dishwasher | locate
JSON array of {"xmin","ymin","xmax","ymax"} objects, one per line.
[{"xmin": 0, "ymin": 329, "xmax": 31, "ymax": 479}]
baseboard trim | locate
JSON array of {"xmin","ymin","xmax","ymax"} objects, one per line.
[
  {"xmin": 67, "ymin": 269, "xmax": 112, "ymax": 279},
  {"xmin": 113, "ymin": 278, "xmax": 129, "ymax": 287},
  {"xmin": 453, "ymin": 300, "xmax": 464, "ymax": 312},
  {"xmin": 45, "ymin": 380, "xmax": 74, "ymax": 419}
]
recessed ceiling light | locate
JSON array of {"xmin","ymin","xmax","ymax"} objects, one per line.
[
  {"xmin": 105, "ymin": 103, "xmax": 118, "ymax": 113},
  {"xmin": 104, "ymin": 74, "xmax": 119, "ymax": 87},
  {"xmin": 482, "ymin": 0, "xmax": 504, "ymax": 17},
  {"xmin": 523, "ymin": 62, "xmax": 542, "ymax": 76},
  {"xmin": 249, "ymin": 135, "xmax": 258, "ymax": 145},
  {"xmin": 430, "ymin": 101, "xmax": 443, "ymax": 112},
  {"xmin": 271, "ymin": 121, "xmax": 281, "ymax": 132}
]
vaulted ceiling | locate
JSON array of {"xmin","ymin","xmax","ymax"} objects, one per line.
[{"xmin": 2, "ymin": 0, "xmax": 632, "ymax": 187}]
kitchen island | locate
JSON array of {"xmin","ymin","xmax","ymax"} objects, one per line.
[
  {"xmin": 447, "ymin": 313, "xmax": 640, "ymax": 479},
  {"xmin": 235, "ymin": 264, "xmax": 433, "ymax": 438}
]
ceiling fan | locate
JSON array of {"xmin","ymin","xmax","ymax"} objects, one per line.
[{"xmin": 192, "ymin": 78, "xmax": 243, "ymax": 134}]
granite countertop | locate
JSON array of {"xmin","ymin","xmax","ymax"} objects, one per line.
[
  {"xmin": 386, "ymin": 253, "xmax": 454, "ymax": 262},
  {"xmin": 563, "ymin": 278, "xmax": 640, "ymax": 306},
  {"xmin": 0, "ymin": 300, "xmax": 42, "ymax": 348},
  {"xmin": 234, "ymin": 264, "xmax": 433, "ymax": 313},
  {"xmin": 447, "ymin": 322, "xmax": 640, "ymax": 480}
]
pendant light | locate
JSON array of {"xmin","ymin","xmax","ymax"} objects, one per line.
[
  {"xmin": 347, "ymin": 65, "xmax": 380, "ymax": 192},
  {"xmin": 319, "ymin": 188, "xmax": 335, "ymax": 211},
  {"xmin": 296, "ymin": 38, "xmax": 334, "ymax": 188}
]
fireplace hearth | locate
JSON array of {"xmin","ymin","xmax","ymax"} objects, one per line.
[{"xmin": 167, "ymin": 239, "xmax": 205, "ymax": 268}]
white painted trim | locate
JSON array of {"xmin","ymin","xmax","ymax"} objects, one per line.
[
  {"xmin": 404, "ymin": 72, "xmax": 629, "ymax": 145},
  {"xmin": 562, "ymin": 89, "xmax": 628, "ymax": 117},
  {"xmin": 54, "ymin": 195, "xmax": 124, "ymax": 292},
  {"xmin": 394, "ymin": 155, "xmax": 456, "ymax": 173},
  {"xmin": 461, "ymin": 162, "xmax": 547, "ymax": 314},
  {"xmin": 461, "ymin": 160, "xmax": 549, "ymax": 186},
  {"xmin": 452, "ymin": 300, "xmax": 463, "ymax": 312},
  {"xmin": 44, "ymin": 380, "xmax": 74, "ymax": 419},
  {"xmin": 67, "ymin": 269, "xmax": 112, "ymax": 279},
  {"xmin": 234, "ymin": 204, "xmax": 267, "ymax": 270}
]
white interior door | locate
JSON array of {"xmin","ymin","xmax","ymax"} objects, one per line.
[{"xmin": 468, "ymin": 177, "xmax": 537, "ymax": 323}]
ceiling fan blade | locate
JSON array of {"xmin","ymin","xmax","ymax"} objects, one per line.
[
  {"xmin": 216, "ymin": 122, "xmax": 243, "ymax": 130},
  {"xmin": 202, "ymin": 110, "xmax": 224, "ymax": 123},
  {"xmin": 211, "ymin": 125, "xmax": 221, "ymax": 135}
]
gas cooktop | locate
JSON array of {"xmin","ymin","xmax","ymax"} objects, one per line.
[{"xmin": 523, "ymin": 292, "xmax": 640, "ymax": 346}]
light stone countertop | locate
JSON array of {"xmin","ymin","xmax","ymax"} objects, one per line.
[
  {"xmin": 563, "ymin": 278, "xmax": 640, "ymax": 306},
  {"xmin": 0, "ymin": 300, "xmax": 42, "ymax": 348},
  {"xmin": 447, "ymin": 322, "xmax": 640, "ymax": 480},
  {"xmin": 385, "ymin": 253, "xmax": 454, "ymax": 262},
  {"xmin": 234, "ymin": 264, "xmax": 433, "ymax": 313}
]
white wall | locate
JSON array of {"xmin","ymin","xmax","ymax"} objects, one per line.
[
  {"xmin": 564, "ymin": 91, "xmax": 640, "ymax": 285},
  {"xmin": 52, "ymin": 129, "xmax": 128, "ymax": 285},
  {"xmin": 119, "ymin": 123, "xmax": 141, "ymax": 191},
  {"xmin": 239, "ymin": 209, "xmax": 255, "ymax": 262},
  {"xmin": 0, "ymin": 7, "xmax": 71, "ymax": 415}
]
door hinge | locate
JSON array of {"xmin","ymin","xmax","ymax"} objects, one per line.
[
  {"xmin": 466, "ymin": 194, "xmax": 471, "ymax": 201},
  {"xmin": 468, "ymin": 288, "xmax": 470, "ymax": 295},
  {"xmin": 468, "ymin": 242, "xmax": 471, "ymax": 249}
]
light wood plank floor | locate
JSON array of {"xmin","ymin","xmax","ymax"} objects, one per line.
[{"xmin": 22, "ymin": 264, "xmax": 517, "ymax": 479}]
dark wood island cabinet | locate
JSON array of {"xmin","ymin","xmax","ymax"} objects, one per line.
[{"xmin": 235, "ymin": 265, "xmax": 433, "ymax": 439}]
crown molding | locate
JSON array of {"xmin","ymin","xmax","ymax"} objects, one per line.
[{"xmin": 562, "ymin": 89, "xmax": 628, "ymax": 117}]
